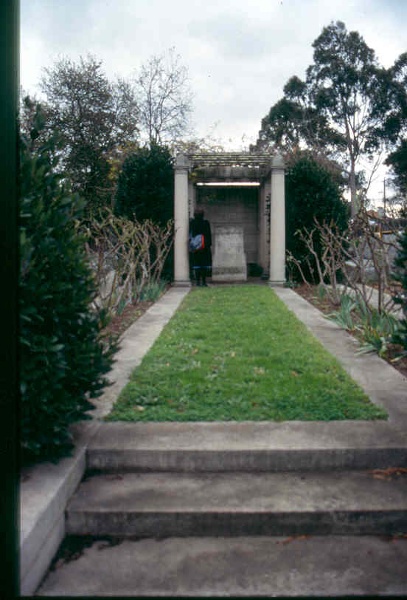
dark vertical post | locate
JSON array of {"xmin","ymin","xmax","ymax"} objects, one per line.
[{"xmin": 0, "ymin": 0, "xmax": 19, "ymax": 597}]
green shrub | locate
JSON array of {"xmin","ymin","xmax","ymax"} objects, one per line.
[
  {"xmin": 19, "ymin": 108, "xmax": 116, "ymax": 464},
  {"xmin": 392, "ymin": 227, "xmax": 407, "ymax": 355},
  {"xmin": 285, "ymin": 152, "xmax": 349, "ymax": 281},
  {"xmin": 114, "ymin": 143, "xmax": 174, "ymax": 225},
  {"xmin": 114, "ymin": 143, "xmax": 175, "ymax": 280}
]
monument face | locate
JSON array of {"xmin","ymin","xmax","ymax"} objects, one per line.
[{"xmin": 212, "ymin": 225, "xmax": 247, "ymax": 282}]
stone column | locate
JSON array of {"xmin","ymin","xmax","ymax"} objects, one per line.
[
  {"xmin": 188, "ymin": 179, "xmax": 195, "ymax": 219},
  {"xmin": 173, "ymin": 153, "xmax": 191, "ymax": 286},
  {"xmin": 269, "ymin": 154, "xmax": 286, "ymax": 286}
]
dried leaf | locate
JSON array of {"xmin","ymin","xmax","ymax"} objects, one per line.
[
  {"xmin": 277, "ymin": 535, "xmax": 310, "ymax": 545},
  {"xmin": 369, "ymin": 467, "xmax": 407, "ymax": 480}
]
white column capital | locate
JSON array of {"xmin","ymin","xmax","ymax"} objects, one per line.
[
  {"xmin": 175, "ymin": 153, "xmax": 190, "ymax": 171},
  {"xmin": 270, "ymin": 153, "xmax": 285, "ymax": 171}
]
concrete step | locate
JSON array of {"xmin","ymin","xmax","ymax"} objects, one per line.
[
  {"xmin": 87, "ymin": 421, "xmax": 407, "ymax": 472},
  {"xmin": 36, "ymin": 534, "xmax": 407, "ymax": 596},
  {"xmin": 66, "ymin": 470, "xmax": 407, "ymax": 538}
]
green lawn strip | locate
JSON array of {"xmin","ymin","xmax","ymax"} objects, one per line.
[{"xmin": 106, "ymin": 285, "xmax": 387, "ymax": 422}]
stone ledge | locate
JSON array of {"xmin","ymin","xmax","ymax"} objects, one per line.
[{"xmin": 19, "ymin": 421, "xmax": 100, "ymax": 596}]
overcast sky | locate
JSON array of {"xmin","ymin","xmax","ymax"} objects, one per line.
[{"xmin": 20, "ymin": 0, "xmax": 407, "ymax": 201}]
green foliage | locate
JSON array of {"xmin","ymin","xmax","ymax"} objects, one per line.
[
  {"xmin": 380, "ymin": 52, "xmax": 407, "ymax": 195},
  {"xmin": 115, "ymin": 144, "xmax": 174, "ymax": 225},
  {"xmin": 139, "ymin": 280, "xmax": 168, "ymax": 302},
  {"xmin": 286, "ymin": 153, "xmax": 349, "ymax": 281},
  {"xmin": 20, "ymin": 111, "xmax": 116, "ymax": 464},
  {"xmin": 107, "ymin": 286, "xmax": 385, "ymax": 423},
  {"xmin": 40, "ymin": 55, "xmax": 139, "ymax": 217},
  {"xmin": 327, "ymin": 295, "xmax": 357, "ymax": 331},
  {"xmin": 386, "ymin": 140, "xmax": 407, "ymax": 196},
  {"xmin": 256, "ymin": 21, "xmax": 390, "ymax": 216},
  {"xmin": 392, "ymin": 227, "xmax": 407, "ymax": 353},
  {"xmin": 328, "ymin": 294, "xmax": 401, "ymax": 358}
]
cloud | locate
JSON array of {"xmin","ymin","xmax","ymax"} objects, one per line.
[{"xmin": 20, "ymin": 0, "xmax": 406, "ymax": 156}]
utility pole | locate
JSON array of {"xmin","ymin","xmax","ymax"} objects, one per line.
[{"xmin": 383, "ymin": 178, "xmax": 387, "ymax": 219}]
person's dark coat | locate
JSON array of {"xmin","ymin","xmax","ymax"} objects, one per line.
[{"xmin": 190, "ymin": 213, "xmax": 212, "ymax": 269}]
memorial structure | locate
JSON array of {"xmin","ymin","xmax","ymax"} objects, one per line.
[{"xmin": 173, "ymin": 152, "xmax": 285, "ymax": 286}]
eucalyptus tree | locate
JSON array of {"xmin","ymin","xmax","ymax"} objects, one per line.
[
  {"xmin": 257, "ymin": 21, "xmax": 389, "ymax": 216},
  {"xmin": 382, "ymin": 52, "xmax": 407, "ymax": 197}
]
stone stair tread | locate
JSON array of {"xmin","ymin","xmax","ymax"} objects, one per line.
[
  {"xmin": 36, "ymin": 535, "xmax": 407, "ymax": 597},
  {"xmin": 87, "ymin": 422, "xmax": 407, "ymax": 472},
  {"xmin": 69, "ymin": 471, "xmax": 407, "ymax": 513},
  {"xmin": 66, "ymin": 471, "xmax": 407, "ymax": 537},
  {"xmin": 89, "ymin": 421, "xmax": 407, "ymax": 451}
]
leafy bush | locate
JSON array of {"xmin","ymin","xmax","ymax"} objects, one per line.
[
  {"xmin": 285, "ymin": 152, "xmax": 349, "ymax": 281},
  {"xmin": 20, "ymin": 108, "xmax": 116, "ymax": 464},
  {"xmin": 392, "ymin": 227, "xmax": 407, "ymax": 355},
  {"xmin": 114, "ymin": 144, "xmax": 174, "ymax": 225},
  {"xmin": 114, "ymin": 143, "xmax": 175, "ymax": 280}
]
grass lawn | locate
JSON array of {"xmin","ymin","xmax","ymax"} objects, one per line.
[{"xmin": 106, "ymin": 285, "xmax": 387, "ymax": 422}]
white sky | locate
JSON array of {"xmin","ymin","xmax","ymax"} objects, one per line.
[{"xmin": 20, "ymin": 0, "xmax": 407, "ymax": 204}]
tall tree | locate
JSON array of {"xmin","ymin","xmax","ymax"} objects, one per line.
[
  {"xmin": 114, "ymin": 144, "xmax": 174, "ymax": 225},
  {"xmin": 308, "ymin": 21, "xmax": 385, "ymax": 216},
  {"xmin": 40, "ymin": 55, "xmax": 139, "ymax": 215},
  {"xmin": 136, "ymin": 48, "xmax": 193, "ymax": 146},
  {"xmin": 382, "ymin": 53, "xmax": 407, "ymax": 197},
  {"xmin": 257, "ymin": 21, "xmax": 388, "ymax": 216},
  {"xmin": 285, "ymin": 151, "xmax": 349, "ymax": 281}
]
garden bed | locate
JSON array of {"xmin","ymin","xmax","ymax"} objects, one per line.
[{"xmin": 294, "ymin": 284, "xmax": 407, "ymax": 378}]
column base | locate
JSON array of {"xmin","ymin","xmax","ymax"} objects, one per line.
[
  {"xmin": 268, "ymin": 280, "xmax": 286, "ymax": 287},
  {"xmin": 172, "ymin": 280, "xmax": 192, "ymax": 288}
]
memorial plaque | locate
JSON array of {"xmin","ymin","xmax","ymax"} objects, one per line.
[{"xmin": 212, "ymin": 225, "xmax": 247, "ymax": 282}]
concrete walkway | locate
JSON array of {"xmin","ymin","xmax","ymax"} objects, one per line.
[{"xmin": 22, "ymin": 283, "xmax": 407, "ymax": 596}]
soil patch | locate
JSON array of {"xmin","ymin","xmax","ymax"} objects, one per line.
[{"xmin": 103, "ymin": 300, "xmax": 154, "ymax": 342}]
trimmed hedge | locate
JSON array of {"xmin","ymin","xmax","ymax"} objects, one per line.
[
  {"xmin": 285, "ymin": 153, "xmax": 349, "ymax": 281},
  {"xmin": 20, "ymin": 108, "xmax": 116, "ymax": 464},
  {"xmin": 392, "ymin": 226, "xmax": 407, "ymax": 353}
]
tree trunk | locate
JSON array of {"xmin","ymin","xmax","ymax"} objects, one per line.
[{"xmin": 349, "ymin": 157, "xmax": 358, "ymax": 217}]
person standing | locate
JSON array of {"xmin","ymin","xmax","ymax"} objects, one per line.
[{"xmin": 189, "ymin": 208, "xmax": 212, "ymax": 286}]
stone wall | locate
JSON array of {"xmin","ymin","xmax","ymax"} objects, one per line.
[{"xmin": 196, "ymin": 187, "xmax": 259, "ymax": 264}]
